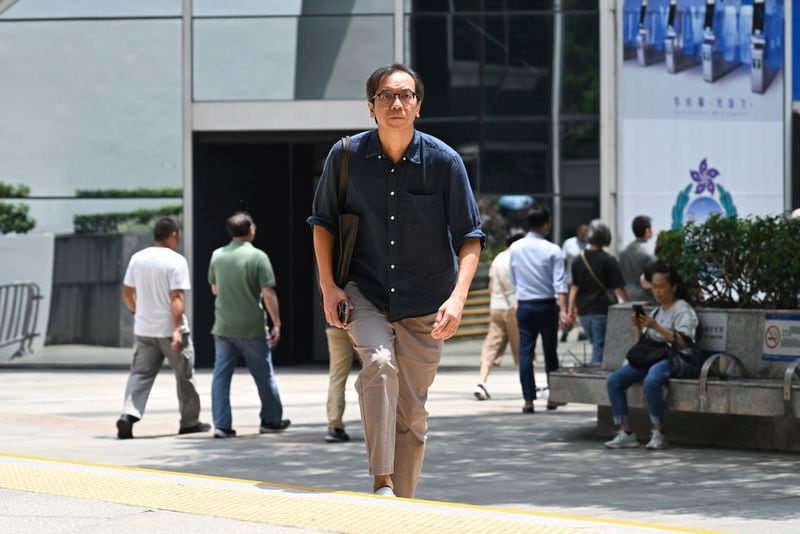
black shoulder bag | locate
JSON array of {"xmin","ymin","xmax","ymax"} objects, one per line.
[
  {"xmin": 668, "ymin": 328, "xmax": 707, "ymax": 379},
  {"xmin": 334, "ymin": 136, "xmax": 359, "ymax": 288},
  {"xmin": 625, "ymin": 309, "xmax": 670, "ymax": 370}
]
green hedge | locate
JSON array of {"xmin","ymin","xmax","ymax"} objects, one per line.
[
  {"xmin": 657, "ymin": 214, "xmax": 800, "ymax": 309},
  {"xmin": 0, "ymin": 182, "xmax": 35, "ymax": 234},
  {"xmin": 74, "ymin": 204, "xmax": 182, "ymax": 235},
  {"xmin": 75, "ymin": 187, "xmax": 182, "ymax": 198},
  {"xmin": 0, "ymin": 183, "xmax": 31, "ymax": 198}
]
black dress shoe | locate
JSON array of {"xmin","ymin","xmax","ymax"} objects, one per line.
[
  {"xmin": 116, "ymin": 414, "xmax": 138, "ymax": 439},
  {"xmin": 179, "ymin": 422, "xmax": 211, "ymax": 434},
  {"xmin": 522, "ymin": 403, "xmax": 535, "ymax": 414},
  {"xmin": 325, "ymin": 427, "xmax": 350, "ymax": 442},
  {"xmin": 260, "ymin": 419, "xmax": 291, "ymax": 433}
]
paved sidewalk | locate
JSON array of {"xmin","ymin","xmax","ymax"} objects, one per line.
[{"xmin": 1, "ymin": 337, "xmax": 799, "ymax": 532}]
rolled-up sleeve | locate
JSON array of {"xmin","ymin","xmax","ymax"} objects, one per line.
[
  {"xmin": 446, "ymin": 154, "xmax": 485, "ymax": 254},
  {"xmin": 306, "ymin": 140, "xmax": 343, "ymax": 234},
  {"xmin": 552, "ymin": 249, "xmax": 568, "ymax": 295}
]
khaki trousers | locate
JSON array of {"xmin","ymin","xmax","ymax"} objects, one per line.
[
  {"xmin": 326, "ymin": 326, "xmax": 356, "ymax": 429},
  {"xmin": 122, "ymin": 334, "xmax": 201, "ymax": 428},
  {"xmin": 479, "ymin": 308, "xmax": 520, "ymax": 384},
  {"xmin": 345, "ymin": 283, "xmax": 442, "ymax": 499}
]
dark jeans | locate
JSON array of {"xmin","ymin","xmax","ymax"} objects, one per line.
[{"xmin": 516, "ymin": 299, "xmax": 560, "ymax": 401}]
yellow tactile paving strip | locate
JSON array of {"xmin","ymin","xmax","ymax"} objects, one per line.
[{"xmin": 0, "ymin": 453, "xmax": 719, "ymax": 534}]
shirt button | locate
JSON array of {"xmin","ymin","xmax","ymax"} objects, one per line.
[
  {"xmin": 390, "ymin": 191, "xmax": 395, "ymax": 196},
  {"xmin": 390, "ymin": 216, "xmax": 395, "ymax": 221},
  {"xmin": 390, "ymin": 288, "xmax": 396, "ymax": 293},
  {"xmin": 402, "ymin": 157, "xmax": 407, "ymax": 161},
  {"xmin": 390, "ymin": 169, "xmax": 395, "ymax": 174},
  {"xmin": 378, "ymin": 155, "xmax": 382, "ymax": 159},
  {"xmin": 390, "ymin": 240, "xmax": 395, "ymax": 245},
  {"xmin": 391, "ymin": 264, "xmax": 395, "ymax": 269}
]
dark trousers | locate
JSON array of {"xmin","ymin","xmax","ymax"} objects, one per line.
[{"xmin": 516, "ymin": 300, "xmax": 560, "ymax": 401}]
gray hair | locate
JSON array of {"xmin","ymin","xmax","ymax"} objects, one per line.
[{"xmin": 587, "ymin": 219, "xmax": 611, "ymax": 247}]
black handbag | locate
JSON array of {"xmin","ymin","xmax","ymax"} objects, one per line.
[
  {"xmin": 334, "ymin": 136, "xmax": 358, "ymax": 288},
  {"xmin": 626, "ymin": 338, "xmax": 671, "ymax": 370},
  {"xmin": 668, "ymin": 330, "xmax": 706, "ymax": 379}
]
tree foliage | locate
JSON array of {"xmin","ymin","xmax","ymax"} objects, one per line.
[{"xmin": 74, "ymin": 205, "xmax": 182, "ymax": 234}]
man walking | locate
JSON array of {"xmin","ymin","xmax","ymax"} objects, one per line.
[
  {"xmin": 117, "ymin": 216, "xmax": 209, "ymax": 439},
  {"xmin": 473, "ymin": 230, "xmax": 525, "ymax": 401},
  {"xmin": 509, "ymin": 206, "xmax": 569, "ymax": 413},
  {"xmin": 308, "ymin": 63, "xmax": 484, "ymax": 498},
  {"xmin": 619, "ymin": 215, "xmax": 655, "ymax": 302},
  {"xmin": 324, "ymin": 326, "xmax": 356, "ymax": 442},
  {"xmin": 208, "ymin": 212, "xmax": 290, "ymax": 438}
]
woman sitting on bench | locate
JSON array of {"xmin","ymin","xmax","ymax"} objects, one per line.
[{"xmin": 604, "ymin": 262, "xmax": 698, "ymax": 450}]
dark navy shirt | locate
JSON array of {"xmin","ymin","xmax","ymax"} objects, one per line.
[{"xmin": 307, "ymin": 129, "xmax": 485, "ymax": 322}]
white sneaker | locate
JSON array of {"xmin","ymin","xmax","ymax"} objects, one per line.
[
  {"xmin": 473, "ymin": 383, "xmax": 490, "ymax": 401},
  {"xmin": 374, "ymin": 485, "xmax": 396, "ymax": 497},
  {"xmin": 604, "ymin": 430, "xmax": 640, "ymax": 449},
  {"xmin": 646, "ymin": 431, "xmax": 668, "ymax": 450}
]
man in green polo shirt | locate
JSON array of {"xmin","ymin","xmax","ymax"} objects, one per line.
[{"xmin": 208, "ymin": 211, "xmax": 290, "ymax": 438}]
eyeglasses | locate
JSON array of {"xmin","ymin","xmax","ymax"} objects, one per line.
[{"xmin": 371, "ymin": 89, "xmax": 417, "ymax": 106}]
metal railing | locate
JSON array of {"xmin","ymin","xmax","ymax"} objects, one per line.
[{"xmin": 0, "ymin": 282, "xmax": 42, "ymax": 358}]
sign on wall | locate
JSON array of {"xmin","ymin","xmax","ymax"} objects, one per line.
[
  {"xmin": 762, "ymin": 312, "xmax": 800, "ymax": 360},
  {"xmin": 619, "ymin": 0, "xmax": 786, "ymax": 244}
]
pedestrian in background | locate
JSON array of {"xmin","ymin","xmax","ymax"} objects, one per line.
[
  {"xmin": 473, "ymin": 230, "xmax": 525, "ymax": 401},
  {"xmin": 619, "ymin": 215, "xmax": 655, "ymax": 302},
  {"xmin": 309, "ymin": 63, "xmax": 484, "ymax": 498},
  {"xmin": 117, "ymin": 216, "xmax": 210, "ymax": 439},
  {"xmin": 208, "ymin": 212, "xmax": 290, "ymax": 438},
  {"xmin": 325, "ymin": 326, "xmax": 356, "ymax": 442},
  {"xmin": 509, "ymin": 205, "xmax": 570, "ymax": 413},
  {"xmin": 560, "ymin": 224, "xmax": 589, "ymax": 342},
  {"xmin": 567, "ymin": 220, "xmax": 628, "ymax": 365}
]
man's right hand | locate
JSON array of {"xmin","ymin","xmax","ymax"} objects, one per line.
[{"xmin": 322, "ymin": 284, "xmax": 351, "ymax": 329}]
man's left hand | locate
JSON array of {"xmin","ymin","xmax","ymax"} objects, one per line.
[
  {"xmin": 170, "ymin": 329, "xmax": 183, "ymax": 353},
  {"xmin": 431, "ymin": 296, "xmax": 465, "ymax": 340},
  {"xmin": 268, "ymin": 325, "xmax": 281, "ymax": 349}
]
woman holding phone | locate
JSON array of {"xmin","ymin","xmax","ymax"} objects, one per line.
[{"xmin": 604, "ymin": 262, "xmax": 698, "ymax": 450}]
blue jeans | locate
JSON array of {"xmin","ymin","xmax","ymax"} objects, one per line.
[
  {"xmin": 579, "ymin": 314, "xmax": 607, "ymax": 364},
  {"xmin": 212, "ymin": 335, "xmax": 283, "ymax": 430},
  {"xmin": 606, "ymin": 359, "xmax": 670, "ymax": 426},
  {"xmin": 516, "ymin": 300, "xmax": 560, "ymax": 401}
]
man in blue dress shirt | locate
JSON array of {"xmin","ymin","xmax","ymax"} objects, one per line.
[
  {"xmin": 308, "ymin": 64, "xmax": 484, "ymax": 499},
  {"xmin": 510, "ymin": 206, "xmax": 570, "ymax": 413}
]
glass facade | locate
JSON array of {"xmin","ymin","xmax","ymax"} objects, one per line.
[
  {"xmin": 406, "ymin": 1, "xmax": 600, "ymax": 245},
  {"xmin": 193, "ymin": 14, "xmax": 393, "ymax": 101}
]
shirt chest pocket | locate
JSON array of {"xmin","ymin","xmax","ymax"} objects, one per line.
[{"xmin": 401, "ymin": 193, "xmax": 445, "ymax": 228}]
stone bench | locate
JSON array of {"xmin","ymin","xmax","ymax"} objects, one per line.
[{"xmin": 549, "ymin": 305, "xmax": 800, "ymax": 451}]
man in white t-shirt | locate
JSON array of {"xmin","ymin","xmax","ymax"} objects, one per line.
[{"xmin": 117, "ymin": 216, "xmax": 210, "ymax": 439}]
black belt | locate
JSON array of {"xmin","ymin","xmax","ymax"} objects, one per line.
[{"xmin": 520, "ymin": 298, "xmax": 556, "ymax": 304}]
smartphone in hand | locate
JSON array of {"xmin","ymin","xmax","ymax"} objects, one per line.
[
  {"xmin": 632, "ymin": 304, "xmax": 645, "ymax": 317},
  {"xmin": 337, "ymin": 301, "xmax": 351, "ymax": 325}
]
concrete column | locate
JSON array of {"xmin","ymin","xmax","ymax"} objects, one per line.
[
  {"xmin": 182, "ymin": 0, "xmax": 194, "ymax": 324},
  {"xmin": 599, "ymin": 0, "xmax": 620, "ymax": 251}
]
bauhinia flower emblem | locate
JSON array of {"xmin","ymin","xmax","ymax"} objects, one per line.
[{"xmin": 690, "ymin": 158, "xmax": 720, "ymax": 194}]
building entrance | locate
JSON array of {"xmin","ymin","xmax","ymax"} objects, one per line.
[{"xmin": 192, "ymin": 132, "xmax": 346, "ymax": 367}]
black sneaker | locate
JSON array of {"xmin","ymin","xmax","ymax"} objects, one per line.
[
  {"xmin": 214, "ymin": 428, "xmax": 237, "ymax": 438},
  {"xmin": 522, "ymin": 403, "xmax": 535, "ymax": 414},
  {"xmin": 260, "ymin": 419, "xmax": 291, "ymax": 433},
  {"xmin": 116, "ymin": 414, "xmax": 138, "ymax": 439},
  {"xmin": 325, "ymin": 427, "xmax": 350, "ymax": 442},
  {"xmin": 178, "ymin": 422, "xmax": 211, "ymax": 435}
]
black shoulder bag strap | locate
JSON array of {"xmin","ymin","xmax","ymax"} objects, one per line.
[
  {"xmin": 338, "ymin": 136, "xmax": 350, "ymax": 211},
  {"xmin": 580, "ymin": 251, "xmax": 617, "ymax": 304}
]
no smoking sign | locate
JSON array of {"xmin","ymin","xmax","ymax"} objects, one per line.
[{"xmin": 762, "ymin": 313, "xmax": 800, "ymax": 361}]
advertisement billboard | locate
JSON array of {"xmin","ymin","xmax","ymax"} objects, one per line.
[{"xmin": 619, "ymin": 0, "xmax": 786, "ymax": 243}]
